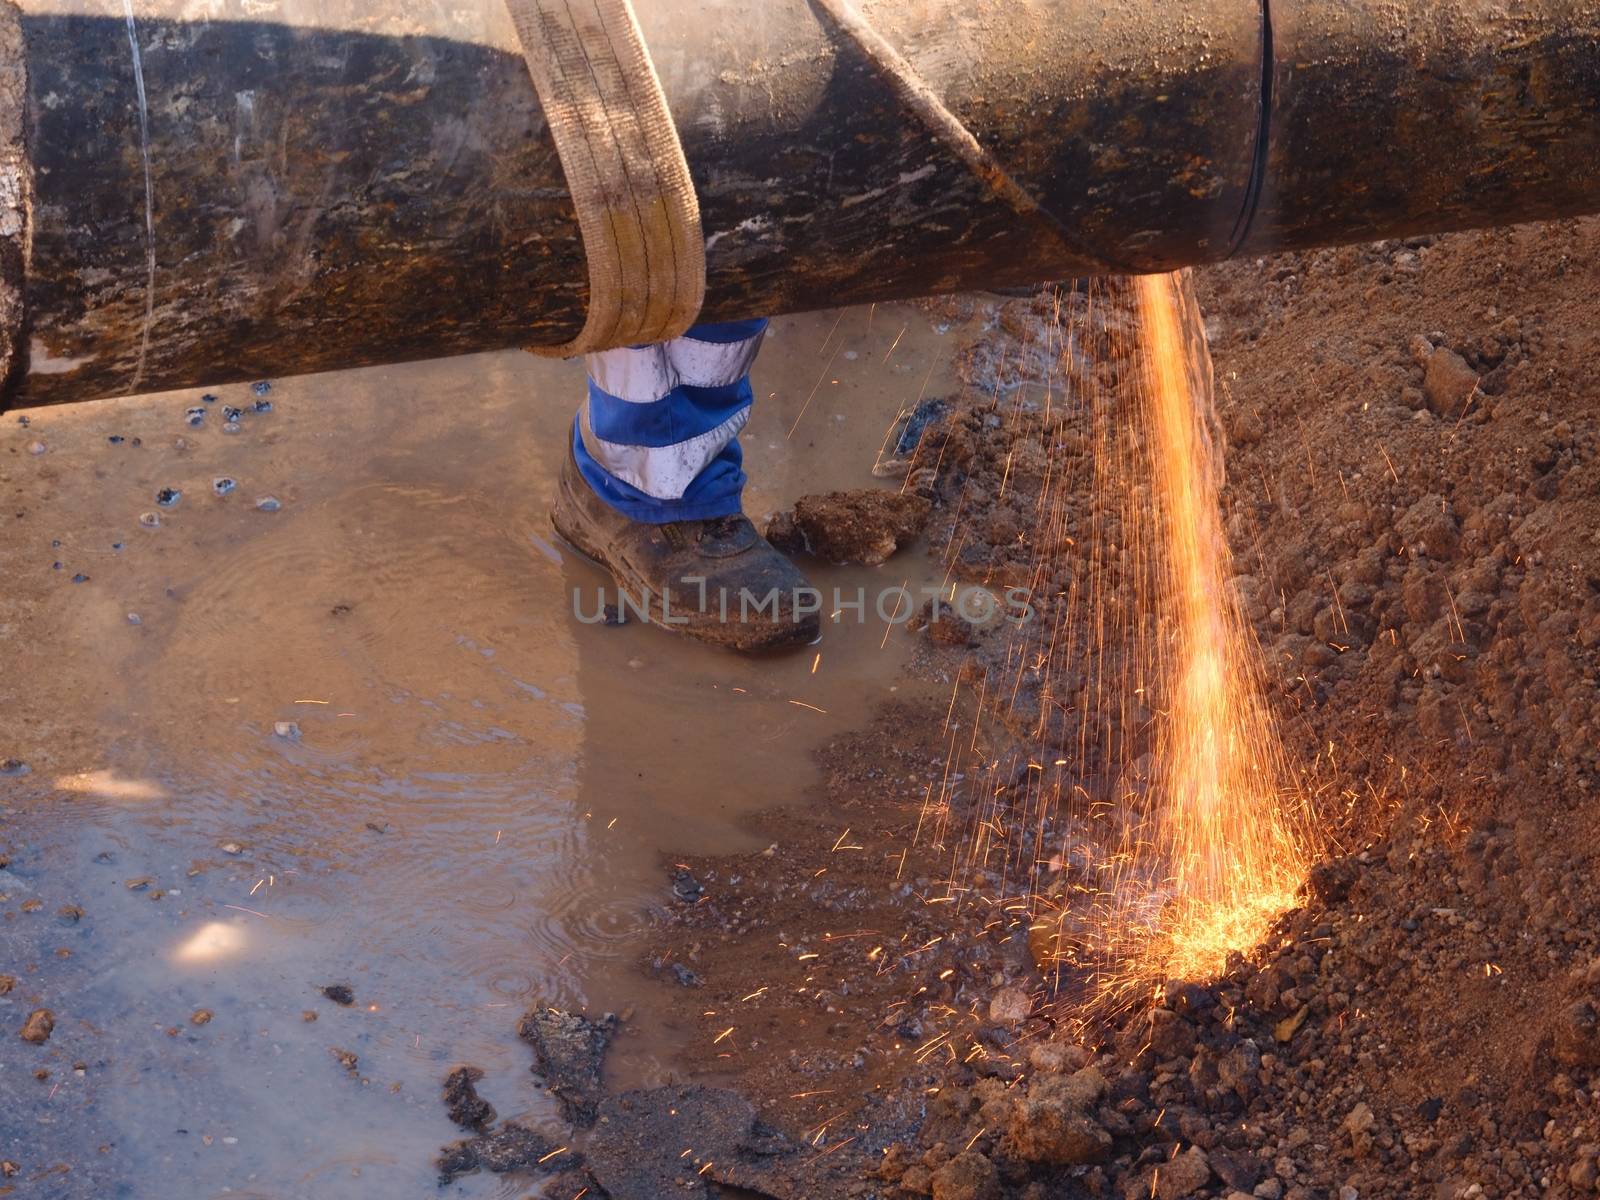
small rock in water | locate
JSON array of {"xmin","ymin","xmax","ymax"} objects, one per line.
[
  {"xmin": 155, "ymin": 488, "xmax": 181, "ymax": 507},
  {"xmin": 252, "ymin": 398, "xmax": 273, "ymax": 414},
  {"xmin": 127, "ymin": 613, "xmax": 142, "ymax": 626},
  {"xmin": 200, "ymin": 393, "xmax": 218, "ymax": 404},
  {"xmin": 669, "ymin": 867, "xmax": 704, "ymax": 903},
  {"xmin": 273, "ymin": 721, "xmax": 301, "ymax": 740},
  {"xmin": 27, "ymin": 441, "xmax": 45, "ymax": 455},
  {"xmin": 222, "ymin": 406, "xmax": 243, "ymax": 422},
  {"xmin": 107, "ymin": 435, "xmax": 124, "ymax": 445},
  {"xmin": 70, "ymin": 573, "xmax": 88, "ymax": 584},
  {"xmin": 51, "ymin": 561, "xmax": 62, "ymax": 570},
  {"xmin": 255, "ymin": 496, "xmax": 281, "ymax": 513},
  {"xmin": 212, "ymin": 477, "xmax": 236, "ymax": 497},
  {"xmin": 0, "ymin": 759, "xmax": 30, "ymax": 777},
  {"xmin": 220, "ymin": 841, "xmax": 244, "ymax": 855},
  {"xmin": 601, "ymin": 604, "xmax": 626, "ymax": 626},
  {"xmin": 252, "ymin": 380, "xmax": 272, "ymax": 396},
  {"xmin": 222, "ymin": 421, "xmax": 242, "ymax": 435},
  {"xmin": 190, "ymin": 1009, "xmax": 213, "ymax": 1026},
  {"xmin": 139, "ymin": 512, "xmax": 161, "ymax": 529},
  {"xmin": 19, "ymin": 1009, "xmax": 54, "ymax": 1044},
  {"xmin": 111, "ymin": 542, "xmax": 123, "ymax": 551},
  {"xmin": 185, "ymin": 407, "xmax": 206, "ymax": 426},
  {"xmin": 15, "ymin": 414, "xmax": 28, "ymax": 426},
  {"xmin": 321, "ymin": 983, "xmax": 355, "ymax": 1006}
]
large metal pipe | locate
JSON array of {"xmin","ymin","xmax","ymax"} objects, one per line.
[{"xmin": 2, "ymin": 0, "xmax": 1597, "ymax": 410}]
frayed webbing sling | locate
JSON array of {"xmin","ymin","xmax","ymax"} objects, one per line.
[{"xmin": 504, "ymin": 0, "xmax": 705, "ymax": 356}]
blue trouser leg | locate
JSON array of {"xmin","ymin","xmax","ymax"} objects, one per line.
[{"xmin": 572, "ymin": 318, "xmax": 768, "ymax": 525}]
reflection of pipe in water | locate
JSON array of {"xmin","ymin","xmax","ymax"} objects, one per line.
[{"xmin": 1, "ymin": 1, "xmax": 1597, "ymax": 409}]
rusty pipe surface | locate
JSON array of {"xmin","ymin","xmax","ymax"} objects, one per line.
[{"xmin": 1, "ymin": 0, "xmax": 1597, "ymax": 410}]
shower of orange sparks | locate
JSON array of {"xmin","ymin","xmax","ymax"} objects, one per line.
[
  {"xmin": 903, "ymin": 271, "xmax": 1321, "ymax": 1014},
  {"xmin": 1128, "ymin": 270, "xmax": 1315, "ymax": 987}
]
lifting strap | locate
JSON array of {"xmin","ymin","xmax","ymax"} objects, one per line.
[{"xmin": 503, "ymin": 0, "xmax": 705, "ymax": 356}]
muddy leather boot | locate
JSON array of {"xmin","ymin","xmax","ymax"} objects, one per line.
[{"xmin": 551, "ymin": 448, "xmax": 821, "ymax": 652}]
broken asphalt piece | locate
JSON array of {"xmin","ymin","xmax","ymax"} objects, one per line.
[
  {"xmin": 587, "ymin": 1085, "xmax": 822, "ymax": 1200},
  {"xmin": 435, "ymin": 1121, "xmax": 573, "ymax": 1185},
  {"xmin": 517, "ymin": 1006, "xmax": 618, "ymax": 1127},
  {"xmin": 765, "ymin": 489, "xmax": 930, "ymax": 566},
  {"xmin": 441, "ymin": 1066, "xmax": 496, "ymax": 1131},
  {"xmin": 321, "ymin": 983, "xmax": 354, "ymax": 1006}
]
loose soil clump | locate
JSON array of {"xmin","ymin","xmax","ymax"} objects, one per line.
[{"xmin": 767, "ymin": 488, "xmax": 931, "ymax": 565}]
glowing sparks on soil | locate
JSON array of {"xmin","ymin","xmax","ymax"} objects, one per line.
[
  {"xmin": 915, "ymin": 271, "xmax": 1321, "ymax": 1014},
  {"xmin": 1126, "ymin": 271, "xmax": 1314, "ymax": 987}
]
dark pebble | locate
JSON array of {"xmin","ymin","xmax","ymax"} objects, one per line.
[
  {"xmin": 252, "ymin": 398, "xmax": 273, "ymax": 414},
  {"xmin": 322, "ymin": 984, "xmax": 355, "ymax": 1006},
  {"xmin": 602, "ymin": 604, "xmax": 627, "ymax": 627},
  {"xmin": 201, "ymin": 393, "xmax": 218, "ymax": 404},
  {"xmin": 252, "ymin": 380, "xmax": 272, "ymax": 396},
  {"xmin": 156, "ymin": 488, "xmax": 181, "ymax": 507},
  {"xmin": 107, "ymin": 435, "xmax": 124, "ymax": 445},
  {"xmin": 1418, "ymin": 1097, "xmax": 1444, "ymax": 1121},
  {"xmin": 71, "ymin": 573, "xmax": 88, "ymax": 584},
  {"xmin": 185, "ymin": 408, "xmax": 206, "ymax": 427},
  {"xmin": 222, "ymin": 406, "xmax": 243, "ymax": 422},
  {"xmin": 111, "ymin": 542, "xmax": 123, "ymax": 551},
  {"xmin": 51, "ymin": 561, "xmax": 61, "ymax": 570},
  {"xmin": 213, "ymin": 478, "xmax": 236, "ymax": 497},
  {"xmin": 15, "ymin": 415, "xmax": 28, "ymax": 426}
]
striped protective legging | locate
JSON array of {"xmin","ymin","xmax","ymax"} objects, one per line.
[{"xmin": 571, "ymin": 318, "xmax": 768, "ymax": 524}]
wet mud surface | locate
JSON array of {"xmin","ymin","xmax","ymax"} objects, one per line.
[{"xmin": 0, "ymin": 304, "xmax": 963, "ymax": 1197}]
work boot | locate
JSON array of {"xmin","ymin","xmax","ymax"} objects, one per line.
[{"xmin": 551, "ymin": 447, "xmax": 821, "ymax": 651}]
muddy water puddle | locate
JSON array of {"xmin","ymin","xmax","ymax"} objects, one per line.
[{"xmin": 0, "ymin": 304, "xmax": 973, "ymax": 1197}]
